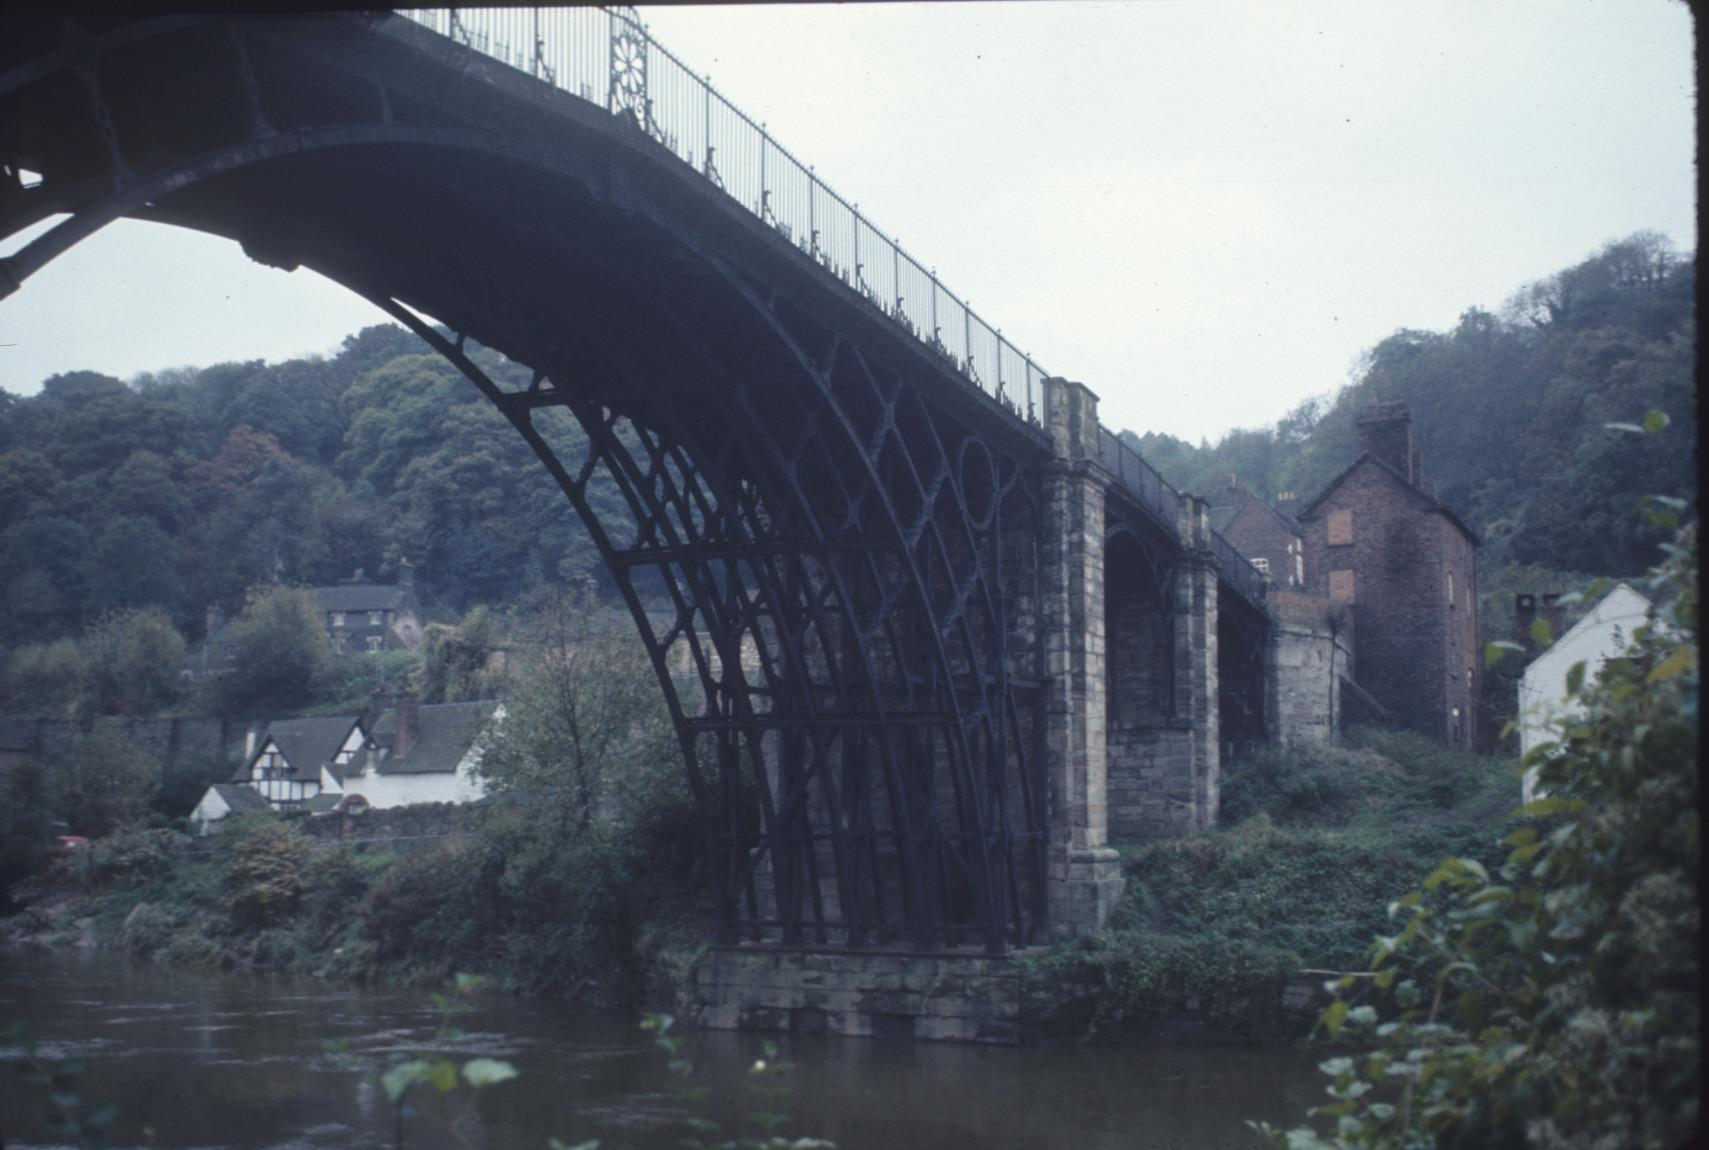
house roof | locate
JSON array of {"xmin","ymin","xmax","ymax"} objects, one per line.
[
  {"xmin": 235, "ymin": 714, "xmax": 364, "ymax": 782},
  {"xmin": 311, "ymin": 583, "xmax": 415, "ymax": 614},
  {"xmin": 209, "ymin": 783, "xmax": 272, "ymax": 813},
  {"xmin": 366, "ymin": 701, "xmax": 498, "ymax": 775},
  {"xmin": 1216, "ymin": 488, "xmax": 1301, "ymax": 540},
  {"xmin": 1296, "ymin": 453, "xmax": 1479, "ymax": 544}
]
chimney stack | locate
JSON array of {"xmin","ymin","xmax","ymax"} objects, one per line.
[
  {"xmin": 1540, "ymin": 593, "xmax": 1567, "ymax": 640},
  {"xmin": 1275, "ymin": 491, "xmax": 1298, "ymax": 518},
  {"xmin": 393, "ymin": 692, "xmax": 420, "ymax": 760},
  {"xmin": 1355, "ymin": 399, "xmax": 1417, "ymax": 486},
  {"xmin": 397, "ymin": 557, "xmax": 415, "ymax": 589}
]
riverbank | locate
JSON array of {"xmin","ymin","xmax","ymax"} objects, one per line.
[{"xmin": 2, "ymin": 727, "xmax": 1519, "ymax": 1044}]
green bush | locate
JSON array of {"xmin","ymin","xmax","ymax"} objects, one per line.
[
  {"xmin": 218, "ymin": 816, "xmax": 314, "ymax": 930},
  {"xmin": 66, "ymin": 827, "xmax": 184, "ymax": 891},
  {"xmin": 1257, "ymin": 520, "xmax": 1698, "ymax": 1149}
]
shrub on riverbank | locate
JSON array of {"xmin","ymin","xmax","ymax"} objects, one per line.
[{"xmin": 1035, "ymin": 729, "xmax": 1520, "ymax": 1036}]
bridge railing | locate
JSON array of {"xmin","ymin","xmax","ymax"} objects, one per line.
[
  {"xmin": 1097, "ymin": 427, "xmax": 1180, "ymax": 534},
  {"xmin": 397, "ymin": 6, "xmax": 1044, "ymax": 427},
  {"xmin": 1098, "ymin": 428, "xmax": 1267, "ymax": 606},
  {"xmin": 1211, "ymin": 531, "xmax": 1268, "ymax": 606},
  {"xmin": 397, "ymin": 7, "xmax": 1266, "ymax": 609}
]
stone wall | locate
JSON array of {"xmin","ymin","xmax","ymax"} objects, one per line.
[
  {"xmin": 1265, "ymin": 590, "xmax": 1354, "ymax": 746},
  {"xmin": 0, "ymin": 716, "xmax": 251, "ymax": 773},
  {"xmin": 663, "ymin": 944, "xmax": 1337, "ymax": 1046},
  {"xmin": 295, "ymin": 799, "xmax": 487, "ymax": 845}
]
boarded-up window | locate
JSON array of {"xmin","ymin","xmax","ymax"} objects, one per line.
[
  {"xmin": 1329, "ymin": 569, "xmax": 1356, "ymax": 603},
  {"xmin": 1328, "ymin": 509, "xmax": 1354, "ymax": 545}
]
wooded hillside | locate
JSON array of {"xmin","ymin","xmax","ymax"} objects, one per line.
[{"xmin": 0, "ymin": 231, "xmax": 1694, "ymax": 722}]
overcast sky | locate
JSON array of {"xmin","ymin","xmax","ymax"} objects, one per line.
[{"xmin": 0, "ymin": 0, "xmax": 1694, "ymax": 444}]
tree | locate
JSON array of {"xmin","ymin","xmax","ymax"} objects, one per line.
[
  {"xmin": 478, "ymin": 593, "xmax": 677, "ymax": 832},
  {"xmin": 0, "ymin": 638, "xmax": 86, "ymax": 718},
  {"xmin": 219, "ymin": 586, "xmax": 328, "ymax": 715},
  {"xmin": 80, "ymin": 607, "xmax": 187, "ymax": 716},
  {"xmin": 1255, "ymin": 519, "xmax": 1698, "ymax": 1149},
  {"xmin": 52, "ymin": 725, "xmax": 161, "ymax": 837}
]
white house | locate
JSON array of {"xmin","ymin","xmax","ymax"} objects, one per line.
[
  {"xmin": 189, "ymin": 696, "xmax": 501, "ymax": 831},
  {"xmin": 1517, "ymin": 582, "xmax": 1653, "ymax": 803},
  {"xmin": 337, "ymin": 698, "xmax": 501, "ymax": 810},
  {"xmin": 190, "ymin": 714, "xmax": 367, "ymax": 833}
]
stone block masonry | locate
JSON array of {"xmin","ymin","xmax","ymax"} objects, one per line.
[
  {"xmin": 667, "ymin": 945, "xmax": 1339, "ymax": 1045},
  {"xmin": 1265, "ymin": 590, "xmax": 1354, "ymax": 747},
  {"xmin": 1039, "ymin": 377, "xmax": 1123, "ymax": 935}
]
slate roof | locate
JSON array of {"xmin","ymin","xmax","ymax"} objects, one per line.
[
  {"xmin": 312, "ymin": 583, "xmax": 414, "ymax": 614},
  {"xmin": 209, "ymin": 783, "xmax": 272, "ymax": 813},
  {"xmin": 235, "ymin": 715, "xmax": 364, "ymax": 782},
  {"xmin": 1296, "ymin": 453, "xmax": 1479, "ymax": 544},
  {"xmin": 366, "ymin": 701, "xmax": 498, "ymax": 775}
]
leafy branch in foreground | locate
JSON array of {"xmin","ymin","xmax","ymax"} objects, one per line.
[
  {"xmin": 1253, "ymin": 519, "xmax": 1698, "ymax": 1149},
  {"xmin": 4, "ymin": 1023, "xmax": 118, "ymax": 1148},
  {"xmin": 643, "ymin": 1013, "xmax": 835, "ymax": 1150},
  {"xmin": 325, "ymin": 972, "xmax": 525, "ymax": 1150}
]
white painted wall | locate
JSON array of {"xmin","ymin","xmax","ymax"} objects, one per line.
[
  {"xmin": 343, "ymin": 754, "xmax": 487, "ymax": 809},
  {"xmin": 190, "ymin": 788, "xmax": 231, "ymax": 833},
  {"xmin": 1518, "ymin": 583, "xmax": 1652, "ymax": 802}
]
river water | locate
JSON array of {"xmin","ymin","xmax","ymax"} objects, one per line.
[{"xmin": 1, "ymin": 950, "xmax": 1327, "ymax": 1149}]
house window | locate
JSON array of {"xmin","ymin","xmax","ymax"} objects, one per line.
[
  {"xmin": 1329, "ymin": 569, "xmax": 1356, "ymax": 603},
  {"xmin": 366, "ymin": 636, "xmax": 383, "ymax": 653},
  {"xmin": 1251, "ymin": 557, "xmax": 1271, "ymax": 576},
  {"xmin": 369, "ymin": 611, "xmax": 384, "ymax": 626},
  {"xmin": 1290, "ymin": 539, "xmax": 1305, "ymax": 586},
  {"xmin": 331, "ymin": 612, "xmax": 346, "ymax": 627},
  {"xmin": 1327, "ymin": 509, "xmax": 1354, "ymax": 546}
]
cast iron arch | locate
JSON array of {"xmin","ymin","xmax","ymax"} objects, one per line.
[{"xmin": 0, "ymin": 11, "xmax": 1052, "ymax": 951}]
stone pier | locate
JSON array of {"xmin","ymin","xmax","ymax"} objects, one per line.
[{"xmin": 1040, "ymin": 377, "xmax": 1125, "ymax": 936}]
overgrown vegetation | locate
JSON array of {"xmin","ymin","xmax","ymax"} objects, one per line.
[
  {"xmin": 1256, "ymin": 520, "xmax": 1698, "ymax": 1149},
  {"xmin": 1033, "ymin": 729, "xmax": 1521, "ymax": 1034},
  {"xmin": 2, "ymin": 598, "xmax": 706, "ymax": 1006}
]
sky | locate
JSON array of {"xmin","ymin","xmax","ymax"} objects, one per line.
[{"xmin": 0, "ymin": 0, "xmax": 1695, "ymax": 445}]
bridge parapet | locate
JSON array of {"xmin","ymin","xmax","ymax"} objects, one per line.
[{"xmin": 398, "ymin": 6, "xmax": 1046, "ymax": 427}]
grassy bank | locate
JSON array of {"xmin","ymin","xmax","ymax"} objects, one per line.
[
  {"xmin": 1030, "ymin": 728, "xmax": 1521, "ymax": 1036},
  {"xmin": 3, "ymin": 798, "xmax": 709, "ymax": 1005},
  {"xmin": 7, "ymin": 727, "xmax": 1520, "ymax": 1035}
]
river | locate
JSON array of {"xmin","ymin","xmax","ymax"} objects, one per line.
[{"xmin": 2, "ymin": 950, "xmax": 1326, "ymax": 1149}]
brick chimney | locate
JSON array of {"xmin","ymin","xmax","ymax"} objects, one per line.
[
  {"xmin": 1540, "ymin": 593, "xmax": 1567, "ymax": 640},
  {"xmin": 397, "ymin": 557, "xmax": 415, "ymax": 589},
  {"xmin": 393, "ymin": 691, "xmax": 420, "ymax": 760},
  {"xmin": 1275, "ymin": 491, "xmax": 1298, "ymax": 518},
  {"xmin": 1355, "ymin": 400, "xmax": 1417, "ymax": 486}
]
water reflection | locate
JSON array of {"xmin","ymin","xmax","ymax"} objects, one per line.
[{"xmin": 1, "ymin": 950, "xmax": 1324, "ymax": 1149}]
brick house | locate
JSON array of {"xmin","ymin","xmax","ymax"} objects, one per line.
[
  {"xmin": 1295, "ymin": 400, "xmax": 1480, "ymax": 747},
  {"xmin": 315, "ymin": 560, "xmax": 424, "ymax": 655},
  {"xmin": 184, "ymin": 561, "xmax": 424, "ymax": 681},
  {"xmin": 1212, "ymin": 479, "xmax": 1306, "ymax": 590}
]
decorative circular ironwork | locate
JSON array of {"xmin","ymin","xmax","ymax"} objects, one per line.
[{"xmin": 957, "ymin": 435, "xmax": 998, "ymax": 531}]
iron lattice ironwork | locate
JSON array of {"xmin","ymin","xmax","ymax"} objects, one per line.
[{"xmin": 366, "ymin": 290, "xmax": 1053, "ymax": 954}]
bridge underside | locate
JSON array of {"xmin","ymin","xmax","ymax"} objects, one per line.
[
  {"xmin": 1, "ymin": 12, "xmax": 1060, "ymax": 952},
  {"xmin": 1, "ymin": 12, "xmax": 1272, "ymax": 956}
]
